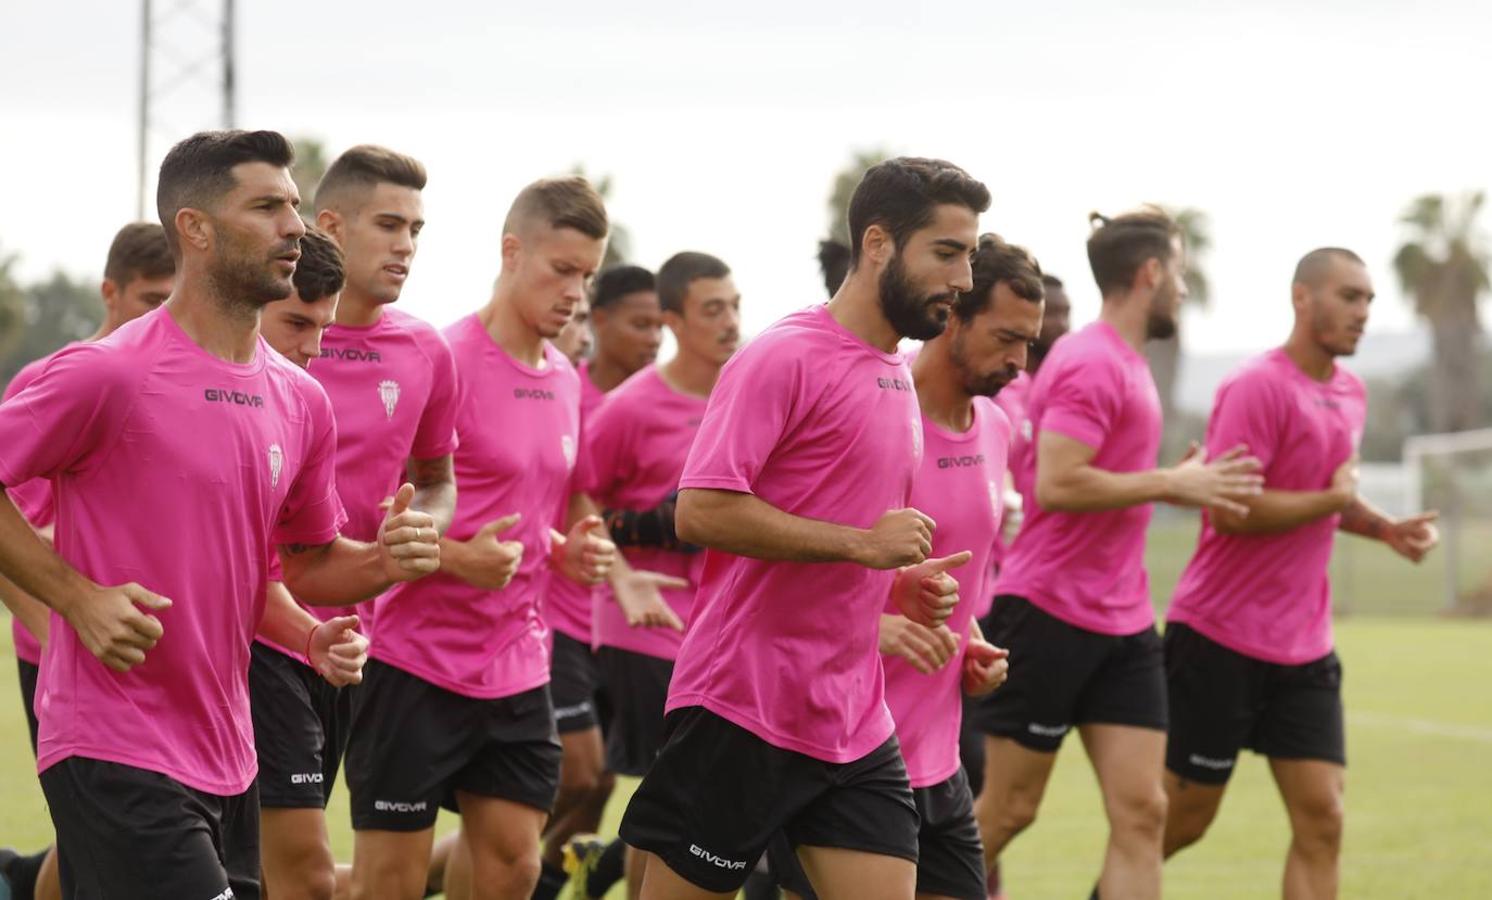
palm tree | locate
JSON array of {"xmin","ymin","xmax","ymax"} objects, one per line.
[
  {"xmin": 1145, "ymin": 207, "xmax": 1211, "ymax": 423},
  {"xmin": 1393, "ymin": 192, "xmax": 1490, "ymax": 434}
]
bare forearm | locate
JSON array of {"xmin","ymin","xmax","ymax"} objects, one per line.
[
  {"xmin": 1339, "ymin": 497, "xmax": 1392, "ymax": 540},
  {"xmin": 1214, "ymin": 488, "xmax": 1348, "ymax": 535},
  {"xmin": 279, "ymin": 539, "xmax": 390, "ymax": 606},
  {"xmin": 675, "ymin": 489, "xmax": 863, "ymax": 563},
  {"xmin": 0, "ymin": 572, "xmax": 50, "ymax": 645},
  {"xmin": 407, "ymin": 454, "xmax": 457, "ymax": 534},
  {"xmin": 0, "ymin": 495, "xmax": 93, "ymax": 615},
  {"xmin": 1037, "ymin": 465, "xmax": 1173, "ymax": 512},
  {"xmin": 256, "ymin": 580, "xmax": 317, "ymax": 650}
]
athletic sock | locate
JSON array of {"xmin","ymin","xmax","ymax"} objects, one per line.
[
  {"xmin": 585, "ymin": 838, "xmax": 627, "ymax": 897},
  {"xmin": 530, "ymin": 859, "xmax": 568, "ymax": 900},
  {"xmin": 0, "ymin": 847, "xmax": 46, "ymax": 900}
]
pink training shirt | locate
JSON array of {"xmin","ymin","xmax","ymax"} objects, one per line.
[
  {"xmin": 995, "ymin": 321, "xmax": 1163, "ymax": 636},
  {"xmin": 544, "ymin": 360, "xmax": 610, "ymax": 644},
  {"xmin": 1167, "ymin": 349, "xmax": 1366, "ymax": 665},
  {"xmin": 667, "ymin": 305, "xmax": 922, "ymax": 763},
  {"xmin": 581, "ymin": 365, "xmax": 710, "ymax": 661},
  {"xmin": 3, "ymin": 352, "xmax": 63, "ymax": 666},
  {"xmin": 991, "ymin": 370, "xmax": 1032, "ymax": 570},
  {"xmin": 0, "ymin": 308, "xmax": 345, "ymax": 795},
  {"xmin": 883, "ymin": 399, "xmax": 1010, "ymax": 787},
  {"xmin": 372, "ymin": 315, "xmax": 580, "ymax": 699}
]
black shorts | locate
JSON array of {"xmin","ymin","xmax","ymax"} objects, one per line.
[
  {"xmin": 40, "ymin": 756, "xmax": 259, "ymax": 900},
  {"xmin": 767, "ymin": 767, "xmax": 986, "ymax": 900},
  {"xmin": 345, "ymin": 659, "xmax": 562, "ymax": 831},
  {"xmin": 968, "ymin": 595, "xmax": 1168, "ymax": 752},
  {"xmin": 597, "ymin": 646, "xmax": 673, "ymax": 776},
  {"xmin": 959, "ymin": 694, "xmax": 986, "ymax": 799},
  {"xmin": 550, "ymin": 630, "xmax": 611, "ymax": 735},
  {"xmin": 1165, "ymin": 623, "xmax": 1346, "ymax": 784},
  {"xmin": 248, "ymin": 642, "xmax": 350, "ymax": 809},
  {"xmin": 620, "ymin": 706, "xmax": 918, "ymax": 894},
  {"xmin": 17, "ymin": 657, "xmax": 39, "ymax": 757}
]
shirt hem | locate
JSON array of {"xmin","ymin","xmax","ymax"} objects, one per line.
[
  {"xmin": 37, "ymin": 747, "xmax": 255, "ymax": 797},
  {"xmin": 1010, "ymin": 588, "xmax": 1156, "ymax": 636},
  {"xmin": 665, "ymin": 693, "xmax": 893, "ymax": 764},
  {"xmin": 906, "ymin": 758, "xmax": 961, "ymax": 791},
  {"xmin": 677, "ymin": 475, "xmax": 752, "ymax": 493},
  {"xmin": 368, "ymin": 649, "xmax": 550, "ymax": 701},
  {"xmin": 1165, "ymin": 612, "xmax": 1333, "ymax": 667}
]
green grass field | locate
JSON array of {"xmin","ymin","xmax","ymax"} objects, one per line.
[{"xmin": 2, "ymin": 519, "xmax": 1490, "ymax": 898}]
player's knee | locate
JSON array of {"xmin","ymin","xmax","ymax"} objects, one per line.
[
  {"xmin": 1291, "ymin": 792, "xmax": 1345, "ymax": 855},
  {"xmin": 482, "ymin": 843, "xmax": 542, "ymax": 888},
  {"xmin": 559, "ymin": 759, "xmax": 604, "ymax": 794},
  {"xmin": 982, "ymin": 788, "xmax": 1040, "ymax": 840},
  {"xmin": 1112, "ymin": 785, "xmax": 1168, "ymax": 840},
  {"xmin": 1163, "ymin": 806, "xmax": 1211, "ymax": 855}
]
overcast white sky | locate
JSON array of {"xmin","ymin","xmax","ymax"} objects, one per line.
[{"xmin": 3, "ymin": 1, "xmax": 1490, "ymax": 353}]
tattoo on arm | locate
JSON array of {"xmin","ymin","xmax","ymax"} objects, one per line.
[
  {"xmin": 407, "ymin": 454, "xmax": 455, "ymax": 490},
  {"xmin": 1339, "ymin": 500, "xmax": 1389, "ymax": 539}
]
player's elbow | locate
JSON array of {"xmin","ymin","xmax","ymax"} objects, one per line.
[{"xmin": 1035, "ymin": 474, "xmax": 1078, "ymax": 512}]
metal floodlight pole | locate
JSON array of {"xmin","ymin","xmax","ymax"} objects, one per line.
[
  {"xmin": 137, "ymin": 0, "xmax": 152, "ymax": 220},
  {"xmin": 223, "ymin": 0, "xmax": 235, "ymax": 128}
]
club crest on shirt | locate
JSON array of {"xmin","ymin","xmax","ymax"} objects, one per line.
[
  {"xmin": 268, "ymin": 444, "xmax": 284, "ymax": 488},
  {"xmin": 561, "ymin": 434, "xmax": 576, "ymax": 468},
  {"xmin": 378, "ymin": 380, "xmax": 401, "ymax": 420}
]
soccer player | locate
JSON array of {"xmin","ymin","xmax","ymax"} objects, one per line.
[
  {"xmin": 538, "ymin": 263, "xmax": 661, "ymax": 900},
  {"xmin": 346, "ymin": 176, "xmax": 617, "ymax": 900},
  {"xmin": 248, "ymin": 145, "xmax": 462, "ymax": 900},
  {"xmin": 969, "ymin": 208, "xmax": 1264, "ymax": 900},
  {"xmin": 993, "ymin": 272, "xmax": 1071, "ymax": 443},
  {"xmin": 577, "ymin": 250, "xmax": 741, "ymax": 898},
  {"xmin": 0, "ymin": 221, "xmax": 174, "ymax": 900},
  {"xmin": 618, "ymin": 157, "xmax": 987, "ymax": 900},
  {"xmin": 816, "ymin": 238, "xmax": 852, "ymax": 295},
  {"xmin": 0, "ymin": 128, "xmax": 440, "ymax": 899},
  {"xmin": 770, "ymin": 233, "xmax": 1045, "ymax": 900},
  {"xmin": 1161, "ymin": 248, "xmax": 1439, "ymax": 900}
]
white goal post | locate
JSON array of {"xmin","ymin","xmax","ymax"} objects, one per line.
[{"xmin": 1402, "ymin": 427, "xmax": 1492, "ymax": 611}]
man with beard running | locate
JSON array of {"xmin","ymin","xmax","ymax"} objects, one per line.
[
  {"xmin": 969, "ymin": 208, "xmax": 1265, "ymax": 900},
  {"xmin": 0, "ymin": 221, "xmax": 175, "ymax": 900},
  {"xmin": 1161, "ymin": 248, "xmax": 1438, "ymax": 900},
  {"xmin": 769, "ymin": 233, "xmax": 1044, "ymax": 900},
  {"xmin": 619, "ymin": 157, "xmax": 986, "ymax": 900},
  {"xmin": 0, "ymin": 129, "xmax": 441, "ymax": 899}
]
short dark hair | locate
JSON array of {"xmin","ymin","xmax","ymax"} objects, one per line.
[
  {"xmin": 846, "ymin": 157, "xmax": 991, "ymax": 265},
  {"xmin": 104, "ymin": 222, "xmax": 174, "ymax": 285},
  {"xmin": 503, "ymin": 176, "xmax": 608, "ymax": 240},
  {"xmin": 315, "ymin": 144, "xmax": 427, "ymax": 213},
  {"xmin": 1293, "ymin": 247, "xmax": 1365, "ymax": 287},
  {"xmin": 816, "ymin": 239, "xmax": 851, "ymax": 296},
  {"xmin": 293, "ymin": 224, "xmax": 345, "ymax": 303},
  {"xmin": 954, "ymin": 233, "xmax": 1044, "ymax": 321},
  {"xmin": 590, "ymin": 264, "xmax": 655, "ymax": 310},
  {"xmin": 657, "ymin": 252, "xmax": 731, "ymax": 315},
  {"xmin": 1086, "ymin": 207, "xmax": 1180, "ymax": 296},
  {"xmin": 157, "ymin": 130, "xmax": 295, "ymax": 256},
  {"xmin": 1041, "ymin": 273, "xmax": 1064, "ymax": 291}
]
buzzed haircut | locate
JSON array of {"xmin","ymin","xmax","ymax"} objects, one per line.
[
  {"xmin": 156, "ymin": 129, "xmax": 295, "ymax": 256},
  {"xmin": 590, "ymin": 264, "xmax": 655, "ymax": 311},
  {"xmin": 1042, "ymin": 273, "xmax": 1064, "ymax": 291},
  {"xmin": 846, "ymin": 157, "xmax": 991, "ymax": 266},
  {"xmin": 1293, "ymin": 247, "xmax": 1365, "ymax": 287},
  {"xmin": 502, "ymin": 175, "xmax": 608, "ymax": 241},
  {"xmin": 104, "ymin": 222, "xmax": 174, "ymax": 286},
  {"xmin": 1086, "ymin": 206, "xmax": 1180, "ymax": 296},
  {"xmin": 955, "ymin": 233, "xmax": 1044, "ymax": 322},
  {"xmin": 817, "ymin": 239, "xmax": 851, "ymax": 296},
  {"xmin": 314, "ymin": 144, "xmax": 427, "ymax": 213},
  {"xmin": 292, "ymin": 224, "xmax": 345, "ymax": 303},
  {"xmin": 657, "ymin": 252, "xmax": 731, "ymax": 315}
]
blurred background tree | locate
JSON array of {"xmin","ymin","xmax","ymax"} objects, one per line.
[
  {"xmin": 1393, "ymin": 191, "xmax": 1490, "ymax": 434},
  {"xmin": 571, "ymin": 164, "xmax": 631, "ymax": 268},
  {"xmin": 290, "ymin": 135, "xmax": 330, "ymax": 213}
]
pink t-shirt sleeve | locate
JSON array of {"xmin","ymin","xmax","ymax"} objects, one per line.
[
  {"xmin": 1205, "ymin": 374, "xmax": 1280, "ymax": 470},
  {"xmin": 680, "ymin": 341, "xmax": 801, "ymax": 495},
  {"xmin": 0, "ymin": 344, "xmax": 132, "ymax": 488},
  {"xmin": 409, "ymin": 331, "xmax": 461, "ymax": 460},
  {"xmin": 272, "ymin": 389, "xmax": 346, "ymax": 547},
  {"xmin": 1040, "ymin": 353, "xmax": 1122, "ymax": 450}
]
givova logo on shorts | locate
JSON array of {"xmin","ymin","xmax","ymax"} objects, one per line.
[
  {"xmin": 375, "ymin": 799, "xmax": 429, "ymax": 813},
  {"xmin": 689, "ymin": 844, "xmax": 747, "ymax": 870}
]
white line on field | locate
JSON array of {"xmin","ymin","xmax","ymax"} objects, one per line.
[{"xmin": 1349, "ymin": 710, "xmax": 1492, "ymax": 744}]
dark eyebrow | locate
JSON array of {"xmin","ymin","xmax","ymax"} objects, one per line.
[
  {"xmin": 933, "ymin": 238, "xmax": 970, "ymax": 252},
  {"xmin": 372, "ymin": 212, "xmax": 424, "ymax": 228}
]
